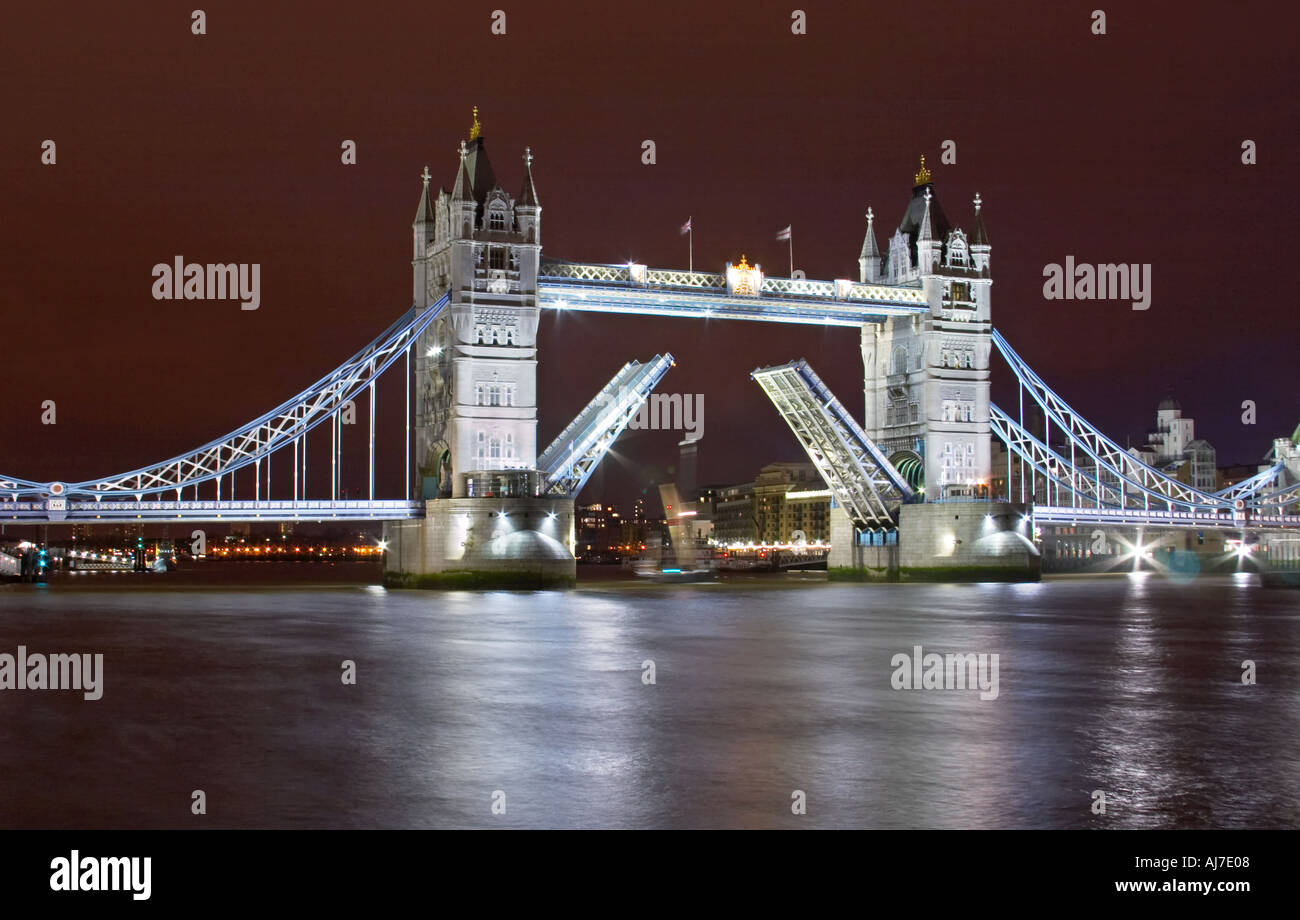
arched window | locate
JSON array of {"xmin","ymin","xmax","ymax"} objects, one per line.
[
  {"xmin": 891, "ymin": 346, "xmax": 907, "ymax": 376},
  {"xmin": 946, "ymin": 230, "xmax": 968, "ymax": 267}
]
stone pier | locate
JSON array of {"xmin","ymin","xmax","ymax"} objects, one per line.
[
  {"xmin": 383, "ymin": 497, "xmax": 576, "ymax": 588},
  {"xmin": 829, "ymin": 502, "xmax": 1039, "ymax": 581}
]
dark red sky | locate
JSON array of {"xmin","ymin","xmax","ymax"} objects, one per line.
[{"xmin": 3, "ymin": 1, "xmax": 1296, "ymax": 509}]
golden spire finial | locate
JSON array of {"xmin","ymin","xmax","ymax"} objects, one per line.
[
  {"xmin": 914, "ymin": 155, "xmax": 931, "ymax": 186},
  {"xmin": 738, "ymin": 254, "xmax": 750, "ymax": 270},
  {"xmin": 469, "ymin": 106, "xmax": 482, "ymax": 140}
]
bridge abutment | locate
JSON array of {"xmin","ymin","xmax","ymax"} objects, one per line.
[
  {"xmin": 897, "ymin": 502, "xmax": 1038, "ymax": 580},
  {"xmin": 829, "ymin": 502, "xmax": 1039, "ymax": 582},
  {"xmin": 383, "ymin": 498, "xmax": 576, "ymax": 588},
  {"xmin": 828, "ymin": 507, "xmax": 898, "ymax": 580}
]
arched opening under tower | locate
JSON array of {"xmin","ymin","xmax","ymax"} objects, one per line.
[{"xmin": 890, "ymin": 450, "xmax": 924, "ymax": 492}]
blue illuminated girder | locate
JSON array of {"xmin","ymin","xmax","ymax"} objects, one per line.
[
  {"xmin": 991, "ymin": 330, "xmax": 1295, "ymax": 517},
  {"xmin": 1214, "ymin": 462, "xmax": 1284, "ymax": 501},
  {"xmin": 0, "ymin": 294, "xmax": 450, "ymax": 502},
  {"xmin": 538, "ymin": 354, "xmax": 675, "ymax": 497},
  {"xmin": 538, "ymin": 259, "xmax": 928, "ymax": 327},
  {"xmin": 1030, "ymin": 505, "xmax": 1300, "ymax": 531},
  {"xmin": 989, "ymin": 403, "xmax": 1117, "ymax": 506},
  {"xmin": 752, "ymin": 359, "xmax": 913, "ymax": 529},
  {"xmin": 993, "ymin": 330, "xmax": 1238, "ymax": 512},
  {"xmin": 0, "ymin": 500, "xmax": 424, "ymax": 523}
]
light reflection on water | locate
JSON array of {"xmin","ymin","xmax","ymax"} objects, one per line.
[{"xmin": 0, "ymin": 575, "xmax": 1297, "ymax": 828}]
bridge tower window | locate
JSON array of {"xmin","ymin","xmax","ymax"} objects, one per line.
[{"xmin": 891, "ymin": 345, "xmax": 908, "ymax": 376}]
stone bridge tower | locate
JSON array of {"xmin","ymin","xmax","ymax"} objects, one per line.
[
  {"xmin": 387, "ymin": 112, "xmax": 575, "ymax": 584},
  {"xmin": 858, "ymin": 158, "xmax": 993, "ymax": 501},
  {"xmin": 410, "ymin": 109, "xmax": 542, "ymax": 500}
]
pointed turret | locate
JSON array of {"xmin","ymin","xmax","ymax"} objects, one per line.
[
  {"xmin": 451, "ymin": 139, "xmax": 477, "ymax": 238},
  {"xmin": 516, "ymin": 147, "xmax": 541, "ymax": 244},
  {"xmin": 917, "ymin": 187, "xmax": 934, "ymax": 241},
  {"xmin": 414, "ymin": 165, "xmax": 435, "ymax": 226},
  {"xmin": 413, "ymin": 166, "xmax": 436, "ymax": 256},
  {"xmin": 412, "ymin": 166, "xmax": 437, "ymax": 306},
  {"xmin": 518, "ymin": 146, "xmax": 540, "ymax": 207},
  {"xmin": 970, "ymin": 192, "xmax": 991, "ymax": 272},
  {"xmin": 916, "ymin": 186, "xmax": 942, "ymax": 274},
  {"xmin": 858, "ymin": 206, "xmax": 881, "ymax": 283},
  {"xmin": 451, "ymin": 141, "xmax": 474, "ymax": 202}
]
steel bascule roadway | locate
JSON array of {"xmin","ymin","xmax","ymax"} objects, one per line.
[{"xmin": 752, "ymin": 359, "xmax": 913, "ymax": 529}]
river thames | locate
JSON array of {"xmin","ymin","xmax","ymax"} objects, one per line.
[{"xmin": 1, "ymin": 570, "xmax": 1297, "ymax": 829}]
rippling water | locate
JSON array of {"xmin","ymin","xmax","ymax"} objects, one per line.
[{"xmin": 1, "ymin": 572, "xmax": 1297, "ymax": 828}]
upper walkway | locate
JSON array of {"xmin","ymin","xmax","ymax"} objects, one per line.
[{"xmin": 537, "ymin": 259, "xmax": 929, "ymax": 327}]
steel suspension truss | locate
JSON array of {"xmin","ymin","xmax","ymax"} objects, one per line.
[
  {"xmin": 989, "ymin": 404, "xmax": 1118, "ymax": 506},
  {"xmin": 1245, "ymin": 475, "xmax": 1300, "ymax": 512},
  {"xmin": 538, "ymin": 354, "xmax": 675, "ymax": 497},
  {"xmin": 991, "ymin": 330, "xmax": 1290, "ymax": 513},
  {"xmin": 1211, "ymin": 460, "xmax": 1300, "ymax": 512},
  {"xmin": 0, "ymin": 475, "xmax": 45, "ymax": 496},
  {"xmin": 752, "ymin": 359, "xmax": 914, "ymax": 529},
  {"xmin": 3, "ymin": 293, "xmax": 451, "ymax": 502}
]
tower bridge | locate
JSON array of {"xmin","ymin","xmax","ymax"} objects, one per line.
[{"xmin": 3, "ymin": 118, "xmax": 1297, "ymax": 583}]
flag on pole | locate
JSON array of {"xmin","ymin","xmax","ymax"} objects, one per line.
[
  {"xmin": 680, "ymin": 217, "xmax": 693, "ymax": 235},
  {"xmin": 776, "ymin": 225, "xmax": 792, "ymax": 241}
]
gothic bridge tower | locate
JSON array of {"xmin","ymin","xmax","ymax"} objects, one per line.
[
  {"xmin": 410, "ymin": 108, "xmax": 542, "ymax": 500},
  {"xmin": 386, "ymin": 110, "xmax": 573, "ymax": 584},
  {"xmin": 858, "ymin": 157, "xmax": 993, "ymax": 501}
]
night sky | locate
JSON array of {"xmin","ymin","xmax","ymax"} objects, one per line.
[{"xmin": 3, "ymin": 1, "xmax": 1296, "ymax": 512}]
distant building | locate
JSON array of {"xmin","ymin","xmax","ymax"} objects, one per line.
[
  {"xmin": 576, "ymin": 502, "xmax": 621, "ymax": 558},
  {"xmin": 711, "ymin": 482, "xmax": 756, "ymax": 544},
  {"xmin": 1128, "ymin": 397, "xmax": 1217, "ymax": 492},
  {"xmin": 753, "ymin": 463, "xmax": 828, "ymax": 543},
  {"xmin": 694, "ymin": 485, "xmax": 722, "ymax": 509},
  {"xmin": 678, "ymin": 438, "xmax": 699, "ymax": 503},
  {"xmin": 704, "ymin": 462, "xmax": 831, "ymax": 544}
]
